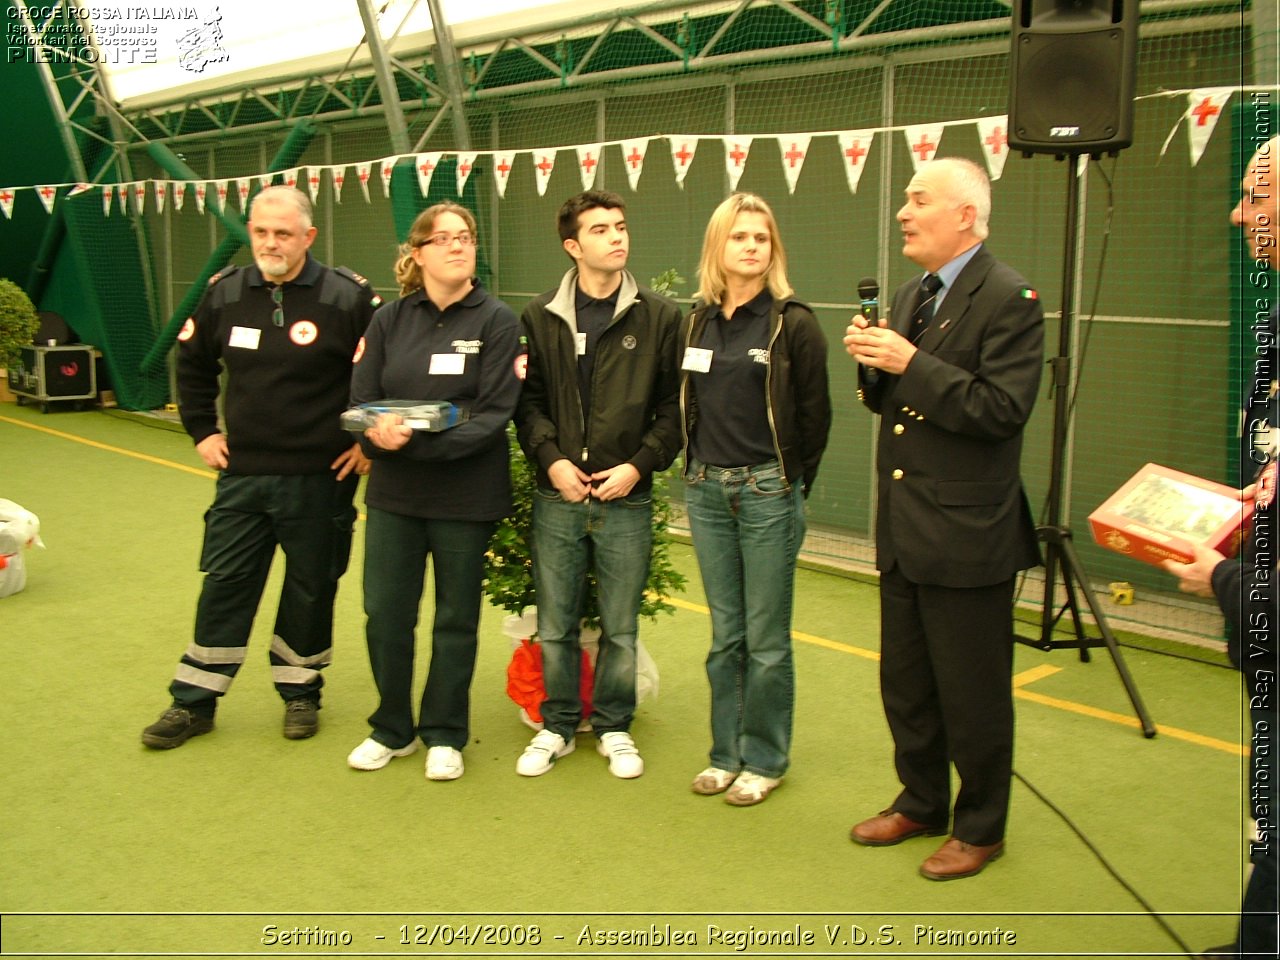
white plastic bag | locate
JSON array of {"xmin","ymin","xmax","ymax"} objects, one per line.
[{"xmin": 0, "ymin": 499, "xmax": 44, "ymax": 599}]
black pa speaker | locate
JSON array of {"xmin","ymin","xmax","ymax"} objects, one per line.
[{"xmin": 1008, "ymin": 0, "xmax": 1138, "ymax": 155}]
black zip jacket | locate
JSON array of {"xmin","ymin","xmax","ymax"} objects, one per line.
[
  {"xmin": 679, "ymin": 295, "xmax": 832, "ymax": 497},
  {"xmin": 517, "ymin": 269, "xmax": 682, "ymax": 492}
]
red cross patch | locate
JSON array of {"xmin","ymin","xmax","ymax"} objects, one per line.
[{"xmin": 289, "ymin": 320, "xmax": 318, "ymax": 346}]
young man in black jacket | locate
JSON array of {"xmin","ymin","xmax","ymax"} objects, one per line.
[{"xmin": 515, "ymin": 190, "xmax": 681, "ymax": 779}]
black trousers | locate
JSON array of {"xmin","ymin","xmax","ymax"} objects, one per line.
[
  {"xmin": 170, "ymin": 472, "xmax": 358, "ymax": 713},
  {"xmin": 878, "ymin": 564, "xmax": 1016, "ymax": 846}
]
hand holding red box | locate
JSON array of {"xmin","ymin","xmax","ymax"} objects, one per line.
[{"xmin": 1088, "ymin": 462, "xmax": 1253, "ymax": 566}]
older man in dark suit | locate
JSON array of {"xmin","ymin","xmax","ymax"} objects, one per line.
[{"xmin": 844, "ymin": 156, "xmax": 1044, "ymax": 880}]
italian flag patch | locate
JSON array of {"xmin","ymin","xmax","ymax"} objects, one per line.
[{"xmin": 1020, "ymin": 288, "xmax": 1039, "ymax": 300}]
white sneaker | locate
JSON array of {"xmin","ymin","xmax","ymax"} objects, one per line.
[
  {"xmin": 347, "ymin": 736, "xmax": 418, "ymax": 771},
  {"xmin": 596, "ymin": 731, "xmax": 644, "ymax": 779},
  {"xmin": 724, "ymin": 770, "xmax": 782, "ymax": 806},
  {"xmin": 516, "ymin": 729, "xmax": 574, "ymax": 776},
  {"xmin": 425, "ymin": 746, "xmax": 464, "ymax": 781}
]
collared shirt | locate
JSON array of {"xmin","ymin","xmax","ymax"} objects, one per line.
[
  {"xmin": 929, "ymin": 242, "xmax": 983, "ymax": 311},
  {"xmin": 688, "ymin": 287, "xmax": 775, "ymax": 468}
]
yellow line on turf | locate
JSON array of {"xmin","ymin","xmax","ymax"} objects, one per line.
[
  {"xmin": 0, "ymin": 414, "xmax": 216, "ymax": 479},
  {"xmin": 4, "ymin": 419, "xmax": 1248, "ymax": 758},
  {"xmin": 665, "ymin": 595, "xmax": 1244, "ymax": 755}
]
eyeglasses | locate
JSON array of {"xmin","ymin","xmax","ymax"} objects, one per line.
[
  {"xmin": 417, "ymin": 232, "xmax": 476, "ymax": 247},
  {"xmin": 270, "ymin": 285, "xmax": 284, "ymax": 327}
]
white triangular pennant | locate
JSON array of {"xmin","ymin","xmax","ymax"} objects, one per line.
[
  {"xmin": 380, "ymin": 158, "xmax": 396, "ymax": 198},
  {"xmin": 777, "ymin": 135, "xmax": 811, "ymax": 195},
  {"xmin": 492, "ymin": 151, "xmax": 516, "ymax": 198},
  {"xmin": 532, "ymin": 151, "xmax": 556, "ymax": 197},
  {"xmin": 236, "ymin": 177, "xmax": 251, "ymax": 210},
  {"xmin": 102, "ymin": 185, "xmax": 113, "ymax": 216},
  {"xmin": 416, "ymin": 153, "xmax": 442, "ymax": 196},
  {"xmin": 669, "ymin": 138, "xmax": 698, "ymax": 187},
  {"xmin": 1186, "ymin": 88, "xmax": 1233, "ymax": 166},
  {"xmin": 304, "ymin": 166, "xmax": 322, "ymax": 203},
  {"xmin": 282, "ymin": 168, "xmax": 300, "ymax": 190},
  {"xmin": 619, "ymin": 138, "xmax": 649, "ymax": 191},
  {"xmin": 835, "ymin": 130, "xmax": 875, "ymax": 195},
  {"xmin": 576, "ymin": 143, "xmax": 602, "ymax": 191},
  {"xmin": 194, "ymin": 182, "xmax": 207, "ymax": 214},
  {"xmin": 976, "ymin": 116, "xmax": 1011, "ymax": 181},
  {"xmin": 213, "ymin": 180, "xmax": 230, "ymax": 212},
  {"xmin": 153, "ymin": 180, "xmax": 167, "ymax": 214},
  {"xmin": 723, "ymin": 137, "xmax": 753, "ymax": 192},
  {"xmin": 35, "ymin": 185, "xmax": 57, "ymax": 213},
  {"xmin": 455, "ymin": 152, "xmax": 478, "ymax": 195},
  {"xmin": 117, "ymin": 183, "xmax": 127, "ymax": 214},
  {"xmin": 331, "ymin": 165, "xmax": 346, "ymax": 203},
  {"xmin": 66, "ymin": 182, "xmax": 91, "ymax": 198},
  {"xmin": 356, "ymin": 162, "xmax": 372, "ymax": 203},
  {"xmin": 258, "ymin": 174, "xmax": 273, "ymax": 190},
  {"xmin": 173, "ymin": 181, "xmax": 186, "ymax": 212},
  {"xmin": 904, "ymin": 123, "xmax": 945, "ymax": 171},
  {"xmin": 0, "ymin": 188, "xmax": 15, "ymax": 220},
  {"xmin": 131, "ymin": 181, "xmax": 146, "ymax": 214}
]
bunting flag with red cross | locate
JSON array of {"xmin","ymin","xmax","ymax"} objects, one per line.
[
  {"xmin": 282, "ymin": 168, "xmax": 300, "ymax": 190},
  {"xmin": 258, "ymin": 174, "xmax": 273, "ymax": 191},
  {"xmin": 416, "ymin": 153, "xmax": 442, "ymax": 197},
  {"xmin": 214, "ymin": 179, "xmax": 231, "ymax": 213},
  {"xmin": 975, "ymin": 116, "xmax": 1010, "ymax": 181},
  {"xmin": 669, "ymin": 137, "xmax": 698, "ymax": 189},
  {"xmin": 173, "ymin": 181, "xmax": 186, "ymax": 212},
  {"xmin": 331, "ymin": 165, "xmax": 346, "ymax": 203},
  {"xmin": 777, "ymin": 135, "xmax": 811, "ymax": 195},
  {"xmin": 619, "ymin": 138, "xmax": 649, "ymax": 192},
  {"xmin": 194, "ymin": 181, "xmax": 207, "ymax": 214},
  {"xmin": 835, "ymin": 130, "xmax": 875, "ymax": 194},
  {"xmin": 153, "ymin": 180, "xmax": 167, "ymax": 214},
  {"xmin": 36, "ymin": 184, "xmax": 57, "ymax": 214},
  {"xmin": 0, "ymin": 187, "xmax": 15, "ymax": 220},
  {"xmin": 236, "ymin": 177, "xmax": 251, "ymax": 210},
  {"xmin": 131, "ymin": 182, "xmax": 147, "ymax": 215},
  {"xmin": 723, "ymin": 137, "xmax": 753, "ymax": 192},
  {"xmin": 304, "ymin": 166, "xmax": 322, "ymax": 203},
  {"xmin": 117, "ymin": 183, "xmax": 128, "ymax": 215},
  {"xmin": 532, "ymin": 151, "xmax": 556, "ymax": 197},
  {"xmin": 576, "ymin": 144, "xmax": 602, "ymax": 191},
  {"xmin": 66, "ymin": 182, "xmax": 91, "ymax": 198},
  {"xmin": 102, "ymin": 184, "xmax": 113, "ymax": 216},
  {"xmin": 455, "ymin": 152, "xmax": 478, "ymax": 196},
  {"xmin": 356, "ymin": 162, "xmax": 372, "ymax": 203},
  {"xmin": 1185, "ymin": 88, "xmax": 1233, "ymax": 166},
  {"xmin": 380, "ymin": 157, "xmax": 396, "ymax": 199},
  {"xmin": 492, "ymin": 151, "xmax": 517, "ymax": 198},
  {"xmin": 903, "ymin": 123, "xmax": 945, "ymax": 171}
]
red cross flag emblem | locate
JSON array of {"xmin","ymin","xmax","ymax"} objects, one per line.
[{"xmin": 289, "ymin": 320, "xmax": 319, "ymax": 346}]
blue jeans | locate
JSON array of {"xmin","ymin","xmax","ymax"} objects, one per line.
[
  {"xmin": 531, "ymin": 489, "xmax": 653, "ymax": 741},
  {"xmin": 684, "ymin": 458, "xmax": 805, "ymax": 779}
]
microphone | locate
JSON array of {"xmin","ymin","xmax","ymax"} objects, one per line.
[
  {"xmin": 858, "ymin": 277, "xmax": 879, "ymax": 326},
  {"xmin": 857, "ymin": 277, "xmax": 880, "ymax": 385}
]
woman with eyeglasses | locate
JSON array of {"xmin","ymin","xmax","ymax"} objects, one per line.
[{"xmin": 347, "ymin": 201, "xmax": 525, "ymax": 781}]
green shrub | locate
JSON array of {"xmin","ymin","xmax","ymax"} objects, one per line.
[{"xmin": 0, "ymin": 279, "xmax": 39, "ymax": 369}]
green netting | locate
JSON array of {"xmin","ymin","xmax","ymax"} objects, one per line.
[{"xmin": 26, "ymin": 0, "xmax": 1273, "ymax": 638}]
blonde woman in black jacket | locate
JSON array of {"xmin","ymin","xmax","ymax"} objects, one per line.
[{"xmin": 679, "ymin": 192, "xmax": 831, "ymax": 806}]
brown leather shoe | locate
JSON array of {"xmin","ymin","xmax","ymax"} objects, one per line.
[
  {"xmin": 850, "ymin": 809, "xmax": 947, "ymax": 847},
  {"xmin": 919, "ymin": 837, "xmax": 1005, "ymax": 880}
]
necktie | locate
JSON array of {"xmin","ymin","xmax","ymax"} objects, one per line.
[{"xmin": 910, "ymin": 274, "xmax": 943, "ymax": 342}]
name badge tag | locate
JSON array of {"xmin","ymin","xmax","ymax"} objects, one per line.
[
  {"xmin": 575, "ymin": 332, "xmax": 587, "ymax": 356},
  {"xmin": 429, "ymin": 352, "xmax": 466, "ymax": 375},
  {"xmin": 229, "ymin": 326, "xmax": 261, "ymax": 350},
  {"xmin": 682, "ymin": 346, "xmax": 713, "ymax": 373}
]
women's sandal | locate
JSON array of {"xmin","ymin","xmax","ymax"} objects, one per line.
[
  {"xmin": 724, "ymin": 771, "xmax": 782, "ymax": 806},
  {"xmin": 691, "ymin": 767, "xmax": 739, "ymax": 795}
]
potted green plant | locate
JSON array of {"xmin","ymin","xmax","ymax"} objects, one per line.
[{"xmin": 0, "ymin": 278, "xmax": 39, "ymax": 369}]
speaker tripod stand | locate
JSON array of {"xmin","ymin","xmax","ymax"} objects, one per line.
[{"xmin": 1014, "ymin": 153, "xmax": 1156, "ymax": 739}]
